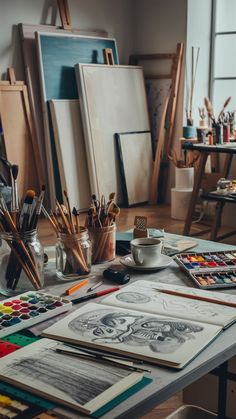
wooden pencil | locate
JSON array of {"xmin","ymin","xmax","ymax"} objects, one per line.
[{"xmin": 155, "ymin": 288, "xmax": 236, "ymax": 308}]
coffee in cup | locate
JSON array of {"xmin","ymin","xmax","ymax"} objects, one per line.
[{"xmin": 130, "ymin": 237, "xmax": 162, "ymax": 267}]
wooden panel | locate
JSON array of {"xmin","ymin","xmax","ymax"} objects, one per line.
[
  {"xmin": 49, "ymin": 99, "xmax": 91, "ymax": 210},
  {"xmin": 0, "ymin": 89, "xmax": 40, "ymax": 200},
  {"xmin": 75, "ymin": 64, "xmax": 150, "ymax": 204},
  {"xmin": 116, "ymin": 131, "xmax": 152, "ymax": 207}
]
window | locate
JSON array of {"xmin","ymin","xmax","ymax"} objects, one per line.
[{"xmin": 210, "ymin": 0, "xmax": 236, "ymax": 115}]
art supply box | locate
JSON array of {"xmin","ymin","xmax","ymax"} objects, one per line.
[{"xmin": 175, "ymin": 250, "xmax": 236, "ymax": 289}]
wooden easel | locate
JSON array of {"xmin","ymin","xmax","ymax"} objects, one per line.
[
  {"xmin": 0, "ymin": 68, "xmax": 44, "ymax": 198},
  {"xmin": 103, "ymin": 48, "xmax": 115, "ymax": 65},
  {"xmin": 57, "ymin": 0, "xmax": 72, "ymax": 30},
  {"xmin": 130, "ymin": 43, "xmax": 184, "ymax": 204}
]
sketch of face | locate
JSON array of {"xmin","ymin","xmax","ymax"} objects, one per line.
[
  {"xmin": 116, "ymin": 292, "xmax": 151, "ymax": 304},
  {"xmin": 69, "ymin": 309, "xmax": 203, "ymax": 354}
]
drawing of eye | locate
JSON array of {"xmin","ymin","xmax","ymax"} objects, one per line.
[{"xmin": 93, "ymin": 326, "xmax": 114, "ymax": 336}]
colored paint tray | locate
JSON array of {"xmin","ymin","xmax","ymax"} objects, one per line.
[
  {"xmin": 2, "ymin": 332, "xmax": 40, "ymax": 347},
  {"xmin": 0, "ymin": 382, "xmax": 55, "ymax": 418},
  {"xmin": 175, "ymin": 250, "xmax": 236, "ymax": 289},
  {"xmin": 0, "ymin": 291, "xmax": 72, "ymax": 338},
  {"xmin": 0, "ymin": 339, "xmax": 20, "ymax": 357}
]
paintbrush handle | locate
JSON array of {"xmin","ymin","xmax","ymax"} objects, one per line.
[
  {"xmin": 156, "ymin": 289, "xmax": 236, "ymax": 308},
  {"xmin": 55, "ymin": 348, "xmax": 150, "ymax": 373}
]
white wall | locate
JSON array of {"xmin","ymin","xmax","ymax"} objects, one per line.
[
  {"xmin": 185, "ymin": 0, "xmax": 212, "ymax": 126},
  {"xmin": 0, "ymin": 0, "xmax": 135, "ymax": 80},
  {"xmin": 0, "ymin": 0, "xmax": 189, "ymax": 205},
  {"xmin": 133, "ymin": 0, "xmax": 188, "ymax": 202}
]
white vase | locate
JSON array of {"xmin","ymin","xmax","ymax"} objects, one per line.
[
  {"xmin": 175, "ymin": 167, "xmax": 194, "ymax": 189},
  {"xmin": 171, "ymin": 167, "xmax": 194, "ymax": 220}
]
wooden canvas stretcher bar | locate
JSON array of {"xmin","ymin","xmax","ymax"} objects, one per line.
[{"xmin": 130, "ymin": 43, "xmax": 184, "ymax": 203}]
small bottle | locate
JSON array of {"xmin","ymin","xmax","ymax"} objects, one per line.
[
  {"xmin": 56, "ymin": 227, "xmax": 91, "ymax": 279},
  {"xmin": 0, "ymin": 229, "xmax": 44, "ymax": 296}
]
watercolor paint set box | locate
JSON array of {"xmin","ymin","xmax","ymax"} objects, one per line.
[
  {"xmin": 174, "ymin": 250, "xmax": 236, "ymax": 289},
  {"xmin": 0, "ymin": 291, "xmax": 72, "ymax": 338}
]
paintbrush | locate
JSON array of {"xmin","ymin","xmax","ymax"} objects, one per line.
[
  {"xmin": 0, "ymin": 193, "xmax": 41, "ymax": 289},
  {"xmin": 29, "ymin": 185, "xmax": 46, "ymax": 230},
  {"xmin": 72, "ymin": 207, "xmax": 80, "ymax": 233},
  {"xmin": 19, "ymin": 190, "xmax": 35, "ymax": 232},
  {"xmin": 204, "ymin": 97, "xmax": 215, "ymax": 124},
  {"xmin": 63, "ymin": 190, "xmax": 74, "ymax": 233},
  {"xmin": 10, "ymin": 164, "xmax": 19, "ymax": 225},
  {"xmin": 54, "ymin": 348, "xmax": 150, "ymax": 373},
  {"xmin": 218, "ymin": 96, "xmax": 231, "ymax": 122}
]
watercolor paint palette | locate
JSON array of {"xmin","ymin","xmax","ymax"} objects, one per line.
[
  {"xmin": 0, "ymin": 292, "xmax": 72, "ymax": 338},
  {"xmin": 175, "ymin": 250, "xmax": 236, "ymax": 289}
]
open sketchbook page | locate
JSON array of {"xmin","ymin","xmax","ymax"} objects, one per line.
[
  {"xmin": 102, "ymin": 280, "xmax": 236, "ymax": 328},
  {"xmin": 0, "ymin": 338, "xmax": 143, "ymax": 415},
  {"xmin": 42, "ymin": 302, "xmax": 222, "ymax": 369}
]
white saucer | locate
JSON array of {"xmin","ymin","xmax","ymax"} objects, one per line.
[{"xmin": 120, "ymin": 254, "xmax": 173, "ymax": 271}]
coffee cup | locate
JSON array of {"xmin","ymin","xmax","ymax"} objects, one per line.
[{"xmin": 130, "ymin": 237, "xmax": 162, "ymax": 267}]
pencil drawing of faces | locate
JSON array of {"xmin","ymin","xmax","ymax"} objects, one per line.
[
  {"xmin": 69, "ymin": 310, "xmax": 203, "ymax": 354},
  {"xmin": 116, "ymin": 292, "xmax": 151, "ymax": 304}
]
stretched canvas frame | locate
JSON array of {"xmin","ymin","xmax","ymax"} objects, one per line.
[
  {"xmin": 19, "ymin": 24, "xmax": 107, "ymax": 206},
  {"xmin": 35, "ymin": 31, "xmax": 119, "ymax": 205},
  {"xmin": 49, "ymin": 99, "xmax": 91, "ymax": 210},
  {"xmin": 75, "ymin": 64, "xmax": 150, "ymax": 204},
  {"xmin": 115, "ymin": 131, "xmax": 153, "ymax": 207}
]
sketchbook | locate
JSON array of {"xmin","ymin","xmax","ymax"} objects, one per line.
[
  {"xmin": 0, "ymin": 338, "xmax": 144, "ymax": 416},
  {"xmin": 41, "ymin": 280, "xmax": 236, "ymax": 369}
]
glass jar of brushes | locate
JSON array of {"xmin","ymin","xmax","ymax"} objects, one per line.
[
  {"xmin": 56, "ymin": 227, "xmax": 91, "ymax": 280},
  {"xmin": 0, "ymin": 229, "xmax": 44, "ymax": 296},
  {"xmin": 88, "ymin": 224, "xmax": 116, "ymax": 264}
]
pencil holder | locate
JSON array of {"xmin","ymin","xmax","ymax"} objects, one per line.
[
  {"xmin": 56, "ymin": 227, "xmax": 91, "ymax": 280},
  {"xmin": 89, "ymin": 224, "xmax": 116, "ymax": 264},
  {"xmin": 0, "ymin": 229, "xmax": 44, "ymax": 296}
]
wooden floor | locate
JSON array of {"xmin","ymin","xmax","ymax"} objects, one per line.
[
  {"xmin": 38, "ymin": 203, "xmax": 236, "ymax": 248},
  {"xmin": 38, "ymin": 204, "xmax": 236, "ymax": 419}
]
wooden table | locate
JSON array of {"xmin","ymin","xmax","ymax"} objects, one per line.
[
  {"xmin": 0, "ymin": 233, "xmax": 234, "ymax": 418},
  {"xmin": 182, "ymin": 142, "xmax": 236, "ymax": 241}
]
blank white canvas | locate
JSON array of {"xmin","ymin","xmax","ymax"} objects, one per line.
[
  {"xmin": 49, "ymin": 100, "xmax": 91, "ymax": 210},
  {"xmin": 75, "ymin": 64, "xmax": 150, "ymax": 204},
  {"xmin": 117, "ymin": 132, "xmax": 153, "ymax": 206}
]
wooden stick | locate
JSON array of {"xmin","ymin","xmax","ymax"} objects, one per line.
[
  {"xmin": 63, "ymin": 190, "xmax": 75, "ymax": 233},
  {"xmin": 149, "ymin": 93, "xmax": 170, "ymax": 204}
]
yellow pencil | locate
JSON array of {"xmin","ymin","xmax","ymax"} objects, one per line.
[{"xmin": 65, "ymin": 278, "xmax": 89, "ymax": 295}]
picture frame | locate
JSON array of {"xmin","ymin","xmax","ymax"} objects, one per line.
[{"xmin": 115, "ymin": 131, "xmax": 153, "ymax": 206}]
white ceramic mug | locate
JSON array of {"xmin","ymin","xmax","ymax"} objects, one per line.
[{"xmin": 130, "ymin": 237, "xmax": 162, "ymax": 267}]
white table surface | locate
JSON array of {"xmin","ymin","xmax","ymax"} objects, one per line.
[{"xmin": 1, "ymin": 233, "xmax": 236, "ymax": 419}]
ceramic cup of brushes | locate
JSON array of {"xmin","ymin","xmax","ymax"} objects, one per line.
[
  {"xmin": 87, "ymin": 193, "xmax": 119, "ymax": 264},
  {"xmin": 0, "ymin": 186, "xmax": 45, "ymax": 296}
]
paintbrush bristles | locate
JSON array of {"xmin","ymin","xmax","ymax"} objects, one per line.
[
  {"xmin": 204, "ymin": 97, "xmax": 215, "ymax": 122},
  {"xmin": 11, "ymin": 164, "xmax": 19, "ymax": 180},
  {"xmin": 218, "ymin": 96, "xmax": 231, "ymax": 120},
  {"xmin": 204, "ymin": 96, "xmax": 232, "ymax": 124}
]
